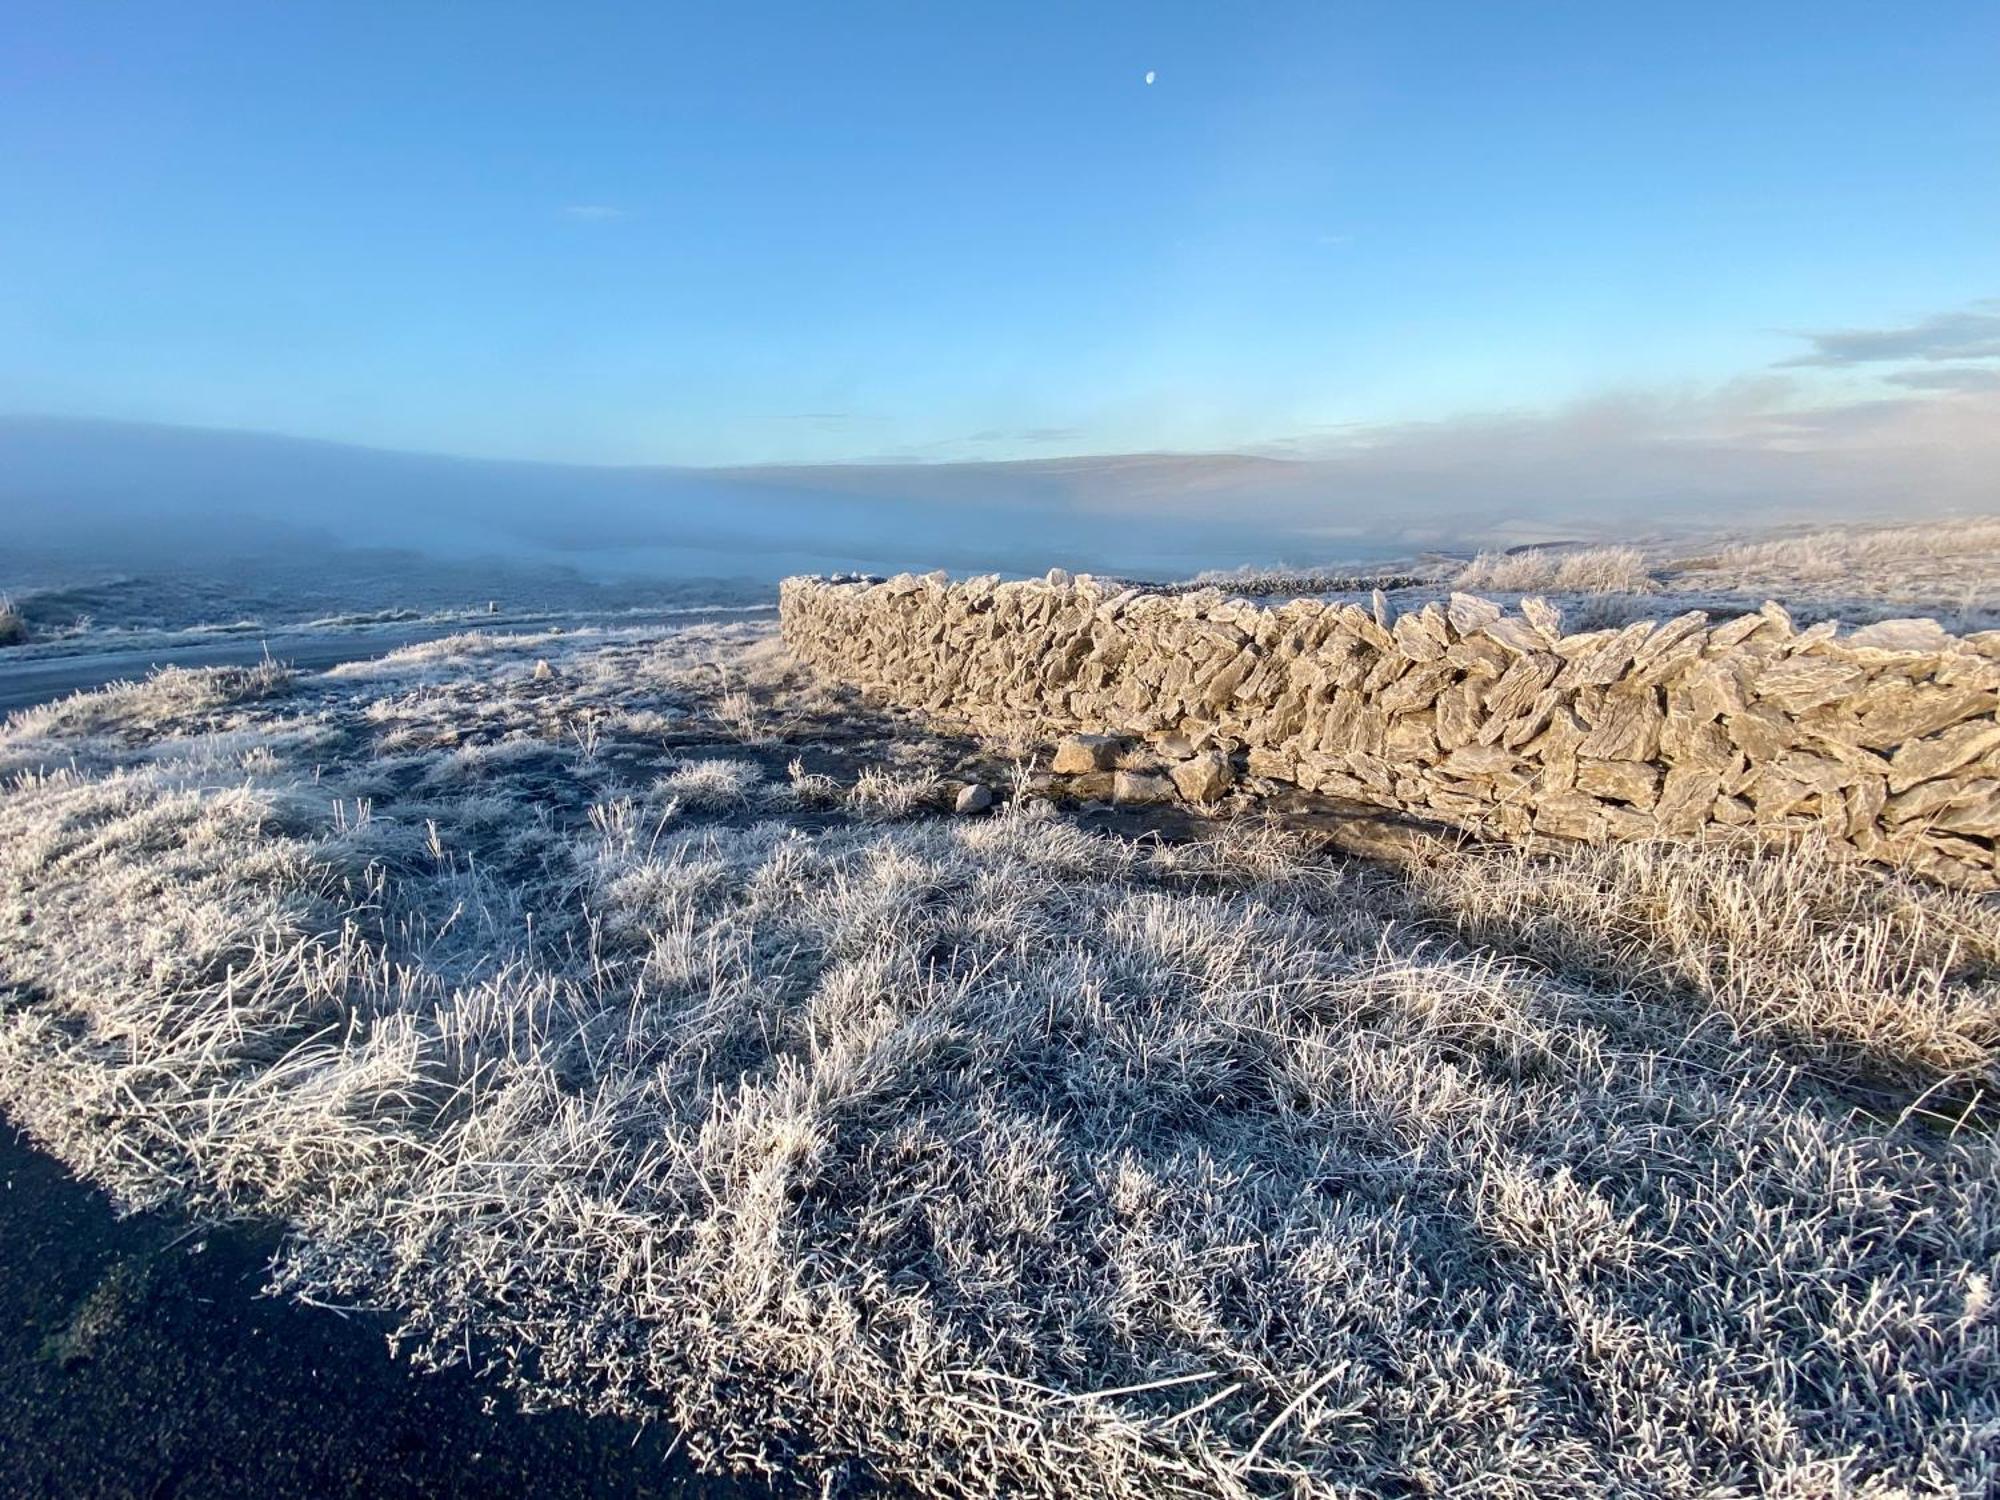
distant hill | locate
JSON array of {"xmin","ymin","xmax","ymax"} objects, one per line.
[
  {"xmin": 0, "ymin": 416, "xmax": 1334, "ymax": 581},
  {"xmin": 5, "ymin": 408, "xmax": 1986, "ymax": 583}
]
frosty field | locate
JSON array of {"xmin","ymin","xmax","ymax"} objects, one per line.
[{"xmin": 0, "ymin": 549, "xmax": 1995, "ymax": 1497}]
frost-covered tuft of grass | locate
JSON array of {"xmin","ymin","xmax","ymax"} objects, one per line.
[
  {"xmin": 0, "ymin": 619, "xmax": 1996, "ymax": 1498},
  {"xmin": 1407, "ymin": 834, "xmax": 2000, "ymax": 1099},
  {"xmin": 648, "ymin": 756, "xmax": 764, "ymax": 810},
  {"xmin": 1454, "ymin": 544, "xmax": 1655, "ymax": 595},
  {"xmin": 1698, "ymin": 517, "xmax": 2000, "ymax": 580},
  {"xmin": 5, "ymin": 659, "xmax": 293, "ymax": 741}
]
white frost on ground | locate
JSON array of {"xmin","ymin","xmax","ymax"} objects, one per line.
[{"xmin": 0, "ymin": 611, "xmax": 1996, "ymax": 1497}]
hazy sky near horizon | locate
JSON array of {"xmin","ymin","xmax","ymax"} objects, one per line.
[{"xmin": 3, "ymin": 1, "xmax": 1996, "ymax": 468}]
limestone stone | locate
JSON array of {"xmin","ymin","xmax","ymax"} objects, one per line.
[
  {"xmin": 955, "ymin": 783, "xmax": 996, "ymax": 814},
  {"xmin": 1520, "ymin": 596, "xmax": 1563, "ymax": 641},
  {"xmin": 1434, "ymin": 680, "xmax": 1483, "ymax": 750},
  {"xmin": 1850, "ymin": 683, "xmax": 1995, "ymax": 750},
  {"xmin": 1725, "ymin": 703, "xmax": 1794, "ymax": 764},
  {"xmin": 1480, "ymin": 653, "xmax": 1561, "ymax": 730},
  {"xmin": 1600, "ymin": 805, "xmax": 1658, "ymax": 841},
  {"xmin": 1630, "ymin": 611, "xmax": 1710, "ymax": 674},
  {"xmin": 1169, "ymin": 751, "xmax": 1235, "ymax": 804},
  {"xmin": 1683, "ymin": 659, "xmax": 1749, "ymax": 721},
  {"xmin": 1656, "ymin": 767, "xmax": 1724, "ymax": 834},
  {"xmin": 1246, "ymin": 746, "xmax": 1296, "ymax": 781},
  {"xmin": 1392, "ymin": 607, "xmax": 1450, "ymax": 661},
  {"xmin": 1555, "ymin": 621, "xmax": 1654, "ymax": 689},
  {"xmin": 1446, "ymin": 636, "xmax": 1512, "ymax": 677},
  {"xmin": 1846, "ymin": 618, "xmax": 1951, "ymax": 652},
  {"xmin": 780, "ymin": 572, "xmax": 1996, "ymax": 890},
  {"xmin": 1112, "ymin": 770, "xmax": 1177, "ymax": 805},
  {"xmin": 1711, "ymin": 793, "xmax": 1756, "ymax": 826},
  {"xmin": 1751, "ymin": 656, "xmax": 1867, "ymax": 713},
  {"xmin": 1439, "ymin": 744, "xmax": 1520, "ymax": 777},
  {"xmin": 1662, "ymin": 716, "xmax": 1735, "ymax": 773},
  {"xmin": 1447, "ymin": 592, "xmax": 1503, "ymax": 636},
  {"xmin": 1051, "ymin": 734, "xmax": 1125, "ymax": 774},
  {"xmin": 1932, "ymin": 784, "xmax": 1999, "ymax": 837},
  {"xmin": 1379, "ymin": 661, "xmax": 1454, "ymax": 716},
  {"xmin": 1887, "ymin": 720, "xmax": 2000, "ymax": 793},
  {"xmin": 1575, "ymin": 758, "xmax": 1662, "ymax": 807},
  {"xmin": 1708, "ymin": 613, "xmax": 1768, "ymax": 649},
  {"xmin": 1884, "ymin": 778, "xmax": 1974, "ymax": 826},
  {"xmin": 1482, "ymin": 617, "xmax": 1551, "ymax": 655},
  {"xmin": 1577, "ymin": 683, "xmax": 1664, "ymax": 761},
  {"xmin": 1532, "ymin": 793, "xmax": 1605, "ymax": 841},
  {"xmin": 1385, "ymin": 712, "xmax": 1441, "ymax": 761},
  {"xmin": 1842, "ymin": 777, "xmax": 1888, "ymax": 838}
]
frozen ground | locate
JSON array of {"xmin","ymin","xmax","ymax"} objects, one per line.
[
  {"xmin": 1183, "ymin": 514, "xmax": 2000, "ymax": 638},
  {"xmin": 0, "ymin": 598, "xmax": 1995, "ymax": 1496},
  {"xmin": 0, "ymin": 544, "xmax": 774, "ymax": 664}
]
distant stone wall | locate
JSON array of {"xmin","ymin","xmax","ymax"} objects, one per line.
[{"xmin": 780, "ymin": 571, "xmax": 2000, "ymax": 889}]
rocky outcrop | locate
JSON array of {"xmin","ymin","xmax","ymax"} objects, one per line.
[{"xmin": 780, "ymin": 572, "xmax": 2000, "ymax": 889}]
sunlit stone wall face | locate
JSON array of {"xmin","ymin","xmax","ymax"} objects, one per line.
[{"xmin": 781, "ymin": 571, "xmax": 2000, "ymax": 889}]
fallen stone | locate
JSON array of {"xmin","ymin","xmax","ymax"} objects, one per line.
[
  {"xmin": 1112, "ymin": 770, "xmax": 1177, "ymax": 805},
  {"xmin": 954, "ymin": 782, "xmax": 995, "ymax": 814},
  {"xmin": 1051, "ymin": 733, "xmax": 1125, "ymax": 774},
  {"xmin": 1169, "ymin": 750, "xmax": 1235, "ymax": 803}
]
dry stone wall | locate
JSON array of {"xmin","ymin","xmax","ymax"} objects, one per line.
[{"xmin": 781, "ymin": 571, "xmax": 2000, "ymax": 889}]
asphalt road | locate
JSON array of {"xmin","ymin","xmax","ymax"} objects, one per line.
[{"xmin": 0, "ymin": 1124, "xmax": 769, "ymax": 1499}]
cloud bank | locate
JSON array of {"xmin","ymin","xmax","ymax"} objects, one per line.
[
  {"xmin": 4, "ymin": 378, "xmax": 1992, "ymax": 581},
  {"xmin": 3, "ymin": 300, "xmax": 1994, "ymax": 580}
]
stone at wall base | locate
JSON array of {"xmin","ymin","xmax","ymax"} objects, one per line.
[
  {"xmin": 1112, "ymin": 770, "xmax": 1177, "ymax": 806},
  {"xmin": 1170, "ymin": 751, "xmax": 1235, "ymax": 804},
  {"xmin": 1052, "ymin": 734, "xmax": 1127, "ymax": 774}
]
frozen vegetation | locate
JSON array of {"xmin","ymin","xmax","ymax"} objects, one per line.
[
  {"xmin": 0, "ymin": 590, "xmax": 1995, "ymax": 1497},
  {"xmin": 1188, "ymin": 515, "xmax": 2000, "ymax": 639}
]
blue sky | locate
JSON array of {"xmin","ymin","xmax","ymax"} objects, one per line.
[{"xmin": 3, "ymin": 1, "xmax": 1995, "ymax": 466}]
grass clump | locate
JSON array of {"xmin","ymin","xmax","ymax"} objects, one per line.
[
  {"xmin": 1454, "ymin": 544, "xmax": 1655, "ymax": 595},
  {"xmin": 6, "ymin": 659, "xmax": 293, "ymax": 742},
  {"xmin": 1698, "ymin": 517, "xmax": 2000, "ymax": 581},
  {"xmin": 1407, "ymin": 834, "xmax": 2000, "ymax": 1102}
]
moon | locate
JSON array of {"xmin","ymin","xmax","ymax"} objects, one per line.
[{"xmin": 1144, "ymin": 70, "xmax": 1156, "ymax": 85}]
